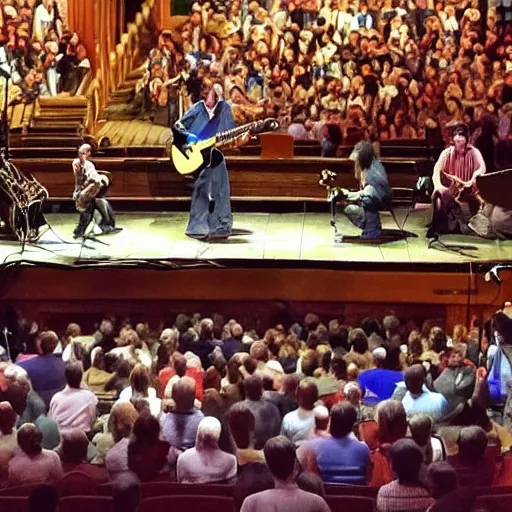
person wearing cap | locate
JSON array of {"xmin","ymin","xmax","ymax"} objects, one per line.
[
  {"xmin": 357, "ymin": 347, "xmax": 404, "ymax": 405},
  {"xmin": 428, "ymin": 123, "xmax": 486, "ymax": 237},
  {"xmin": 333, "ymin": 140, "xmax": 391, "ymax": 240},
  {"xmin": 173, "ymin": 81, "xmax": 238, "ymax": 240}
]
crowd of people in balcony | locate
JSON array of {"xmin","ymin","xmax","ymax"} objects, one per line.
[
  {"xmin": 0, "ymin": 304, "xmax": 512, "ymax": 511},
  {"xmin": 0, "ymin": 0, "xmax": 90, "ymax": 105},
  {"xmin": 142, "ymin": 0, "xmax": 512, "ymax": 150}
]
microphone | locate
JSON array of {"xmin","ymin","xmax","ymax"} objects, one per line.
[{"xmin": 3, "ymin": 327, "xmax": 12, "ymax": 336}]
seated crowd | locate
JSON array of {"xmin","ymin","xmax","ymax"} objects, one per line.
[
  {"xmin": 1, "ymin": 0, "xmax": 91, "ymax": 105},
  {"xmin": 1, "ymin": 307, "xmax": 512, "ymax": 512},
  {"xmin": 142, "ymin": 0, "xmax": 512, "ymax": 158}
]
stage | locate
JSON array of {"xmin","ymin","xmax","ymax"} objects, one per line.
[{"xmin": 1, "ymin": 207, "xmax": 511, "ymax": 267}]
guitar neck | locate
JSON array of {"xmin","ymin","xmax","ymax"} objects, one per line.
[{"xmin": 195, "ymin": 121, "xmax": 259, "ymax": 152}]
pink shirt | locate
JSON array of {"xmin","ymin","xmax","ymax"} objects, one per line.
[
  {"xmin": 9, "ymin": 449, "xmax": 63, "ymax": 486},
  {"xmin": 439, "ymin": 145, "xmax": 485, "ymax": 183},
  {"xmin": 49, "ymin": 385, "xmax": 98, "ymax": 434}
]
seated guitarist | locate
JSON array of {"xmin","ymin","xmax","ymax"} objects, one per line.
[
  {"xmin": 428, "ymin": 124, "xmax": 486, "ymax": 237},
  {"xmin": 173, "ymin": 81, "xmax": 239, "ymax": 240}
]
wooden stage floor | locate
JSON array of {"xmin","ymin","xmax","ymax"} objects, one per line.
[{"xmin": 1, "ymin": 207, "xmax": 511, "ymax": 268}]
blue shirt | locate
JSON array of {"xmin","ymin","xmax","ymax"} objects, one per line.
[
  {"xmin": 18, "ymin": 354, "xmax": 66, "ymax": 410},
  {"xmin": 402, "ymin": 389, "xmax": 449, "ymax": 421},
  {"xmin": 160, "ymin": 409, "xmax": 204, "ymax": 451},
  {"xmin": 308, "ymin": 435, "xmax": 371, "ymax": 485},
  {"xmin": 358, "ymin": 369, "xmax": 404, "ymax": 405}
]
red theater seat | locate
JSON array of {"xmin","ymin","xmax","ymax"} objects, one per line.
[
  {"xmin": 96, "ymin": 481, "xmax": 234, "ymax": 498},
  {"xmin": 325, "ymin": 484, "xmax": 379, "ymax": 498},
  {"xmin": 137, "ymin": 495, "xmax": 235, "ymax": 512},
  {"xmin": 0, "ymin": 484, "xmax": 40, "ymax": 496},
  {"xmin": 325, "ymin": 495, "xmax": 375, "ymax": 512},
  {"xmin": 0, "ymin": 496, "xmax": 29, "ymax": 512},
  {"xmin": 60, "ymin": 471, "xmax": 96, "ymax": 497},
  {"xmin": 58, "ymin": 496, "xmax": 114, "ymax": 512},
  {"xmin": 475, "ymin": 494, "xmax": 512, "ymax": 512}
]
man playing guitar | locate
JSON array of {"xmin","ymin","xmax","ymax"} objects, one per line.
[{"xmin": 428, "ymin": 124, "xmax": 486, "ymax": 238}]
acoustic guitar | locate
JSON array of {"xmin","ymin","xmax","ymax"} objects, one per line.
[{"xmin": 171, "ymin": 118, "xmax": 279, "ymax": 175}]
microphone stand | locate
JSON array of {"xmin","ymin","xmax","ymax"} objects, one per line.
[
  {"xmin": 2, "ymin": 327, "xmax": 12, "ymax": 362},
  {"xmin": 0, "ymin": 63, "xmax": 11, "ymax": 159}
]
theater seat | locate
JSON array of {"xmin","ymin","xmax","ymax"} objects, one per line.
[
  {"xmin": 325, "ymin": 495, "xmax": 375, "ymax": 512},
  {"xmin": 0, "ymin": 496, "xmax": 29, "ymax": 512},
  {"xmin": 325, "ymin": 484, "xmax": 379, "ymax": 498},
  {"xmin": 59, "ymin": 496, "xmax": 114, "ymax": 512},
  {"xmin": 475, "ymin": 494, "xmax": 512, "ymax": 512},
  {"xmin": 60, "ymin": 471, "xmax": 95, "ymax": 497},
  {"xmin": 0, "ymin": 484, "xmax": 40, "ymax": 496},
  {"xmin": 137, "ymin": 495, "xmax": 234, "ymax": 512},
  {"xmin": 140, "ymin": 483, "xmax": 234, "ymax": 498},
  {"xmin": 96, "ymin": 482, "xmax": 234, "ymax": 498}
]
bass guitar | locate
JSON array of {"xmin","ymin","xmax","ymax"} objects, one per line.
[{"xmin": 171, "ymin": 118, "xmax": 279, "ymax": 175}]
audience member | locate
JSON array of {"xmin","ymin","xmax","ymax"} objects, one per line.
[
  {"xmin": 128, "ymin": 412, "xmax": 172, "ymax": 482},
  {"xmin": 177, "ymin": 416, "xmax": 237, "ymax": 484},
  {"xmin": 427, "ymin": 461, "xmax": 476, "ymax": 512},
  {"xmin": 296, "ymin": 471, "xmax": 326, "ymax": 498},
  {"xmin": 117, "ymin": 364, "xmax": 161, "ymax": 418},
  {"xmin": 8, "ymin": 423, "xmax": 63, "ymax": 486},
  {"xmin": 112, "ymin": 471, "xmax": 142, "ymax": 512},
  {"xmin": 263, "ymin": 374, "xmax": 299, "ymax": 420},
  {"xmin": 409, "ymin": 414, "xmax": 446, "ymax": 464},
  {"xmin": 242, "ymin": 375, "xmax": 281, "ymax": 449},
  {"xmin": 402, "ymin": 365, "xmax": 448, "ymax": 421},
  {"xmin": 281, "ymin": 380, "xmax": 318, "ymax": 444},
  {"xmin": 358, "ymin": 347, "xmax": 403, "ymax": 404},
  {"xmin": 49, "ymin": 362, "xmax": 98, "ymax": 434},
  {"xmin": 105, "ymin": 402, "xmax": 139, "ymax": 479},
  {"xmin": 234, "ymin": 463, "xmax": 274, "ymax": 512},
  {"xmin": 226, "ymin": 402, "xmax": 265, "ymax": 466},
  {"xmin": 160, "ymin": 376, "xmax": 204, "ymax": 451},
  {"xmin": 28, "ymin": 485, "xmax": 59, "ymax": 512},
  {"xmin": 344, "ymin": 329, "xmax": 374, "ymax": 370},
  {"xmin": 433, "ymin": 345, "xmax": 476, "ymax": 418},
  {"xmin": 223, "ymin": 323, "xmax": 247, "ymax": 360},
  {"xmin": 83, "ymin": 348, "xmax": 112, "ymax": 392},
  {"xmin": 299, "ymin": 402, "xmax": 371, "ymax": 484},
  {"xmin": 0, "ymin": 401, "xmax": 18, "ymax": 483},
  {"xmin": 449, "ymin": 426, "xmax": 494, "ymax": 487},
  {"xmin": 18, "ymin": 331, "xmax": 66, "ymax": 408},
  {"xmin": 60, "ymin": 430, "xmax": 108, "ymax": 483},
  {"xmin": 377, "ymin": 439, "xmax": 434, "ymax": 512},
  {"xmin": 308, "ymin": 405, "xmax": 330, "ymax": 439},
  {"xmin": 241, "ymin": 436, "xmax": 330, "ymax": 512}
]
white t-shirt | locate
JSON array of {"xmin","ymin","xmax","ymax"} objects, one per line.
[{"xmin": 281, "ymin": 407, "xmax": 315, "ymax": 444}]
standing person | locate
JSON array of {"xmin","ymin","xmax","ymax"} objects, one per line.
[
  {"xmin": 427, "ymin": 124, "xmax": 486, "ymax": 237},
  {"xmin": 173, "ymin": 81, "xmax": 237, "ymax": 240},
  {"xmin": 72, "ymin": 144, "xmax": 119, "ymax": 238}
]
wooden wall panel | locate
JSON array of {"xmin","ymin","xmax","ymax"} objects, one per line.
[
  {"xmin": 12, "ymin": 156, "xmax": 422, "ymax": 200},
  {"xmin": 2, "ymin": 267, "xmax": 506, "ymax": 335},
  {"xmin": 2, "ymin": 267, "xmax": 503, "ymax": 305}
]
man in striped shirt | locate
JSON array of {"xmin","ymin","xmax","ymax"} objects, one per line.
[{"xmin": 428, "ymin": 124, "xmax": 486, "ymax": 237}]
